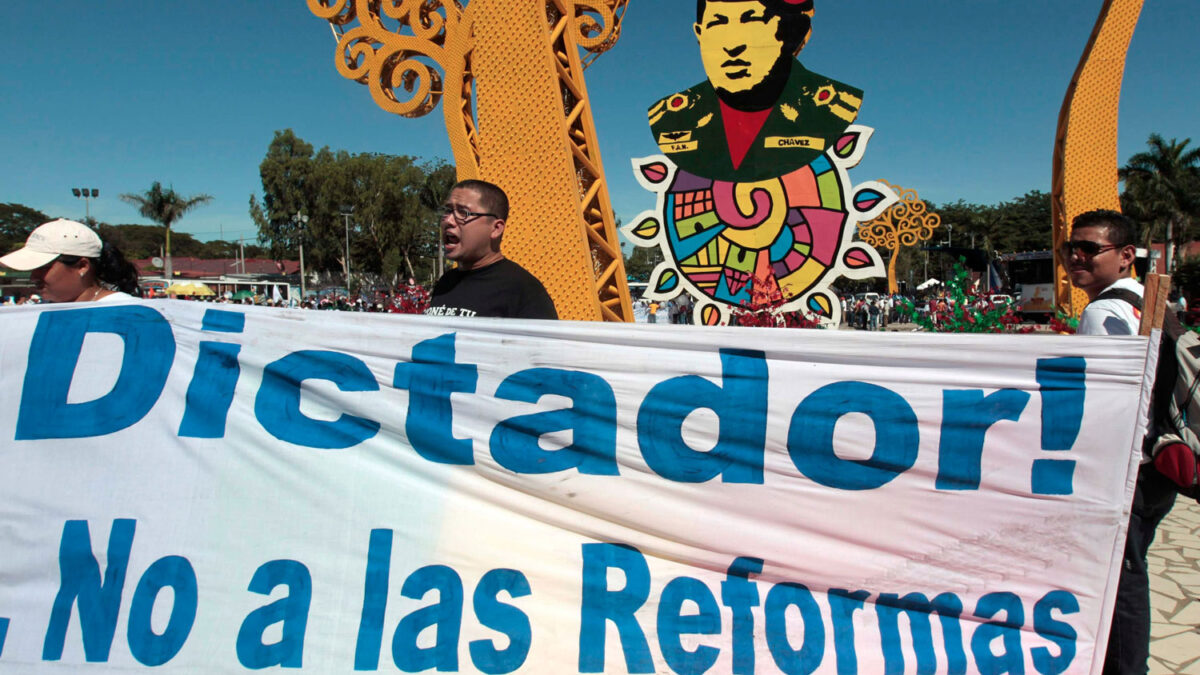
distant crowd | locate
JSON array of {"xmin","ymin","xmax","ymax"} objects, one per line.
[{"xmin": 3, "ymin": 280, "xmax": 434, "ymax": 314}]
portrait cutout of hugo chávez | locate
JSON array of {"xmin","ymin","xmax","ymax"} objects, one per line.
[{"xmin": 632, "ymin": 0, "xmax": 891, "ymax": 326}]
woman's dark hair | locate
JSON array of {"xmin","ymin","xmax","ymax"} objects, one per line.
[{"xmin": 60, "ymin": 241, "xmax": 141, "ymax": 296}]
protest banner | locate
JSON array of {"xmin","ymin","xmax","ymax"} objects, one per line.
[{"xmin": 0, "ymin": 301, "xmax": 1151, "ymax": 673}]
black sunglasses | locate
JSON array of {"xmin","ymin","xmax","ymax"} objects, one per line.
[{"xmin": 1060, "ymin": 240, "xmax": 1122, "ymax": 257}]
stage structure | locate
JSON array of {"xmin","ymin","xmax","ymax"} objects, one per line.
[
  {"xmin": 857, "ymin": 181, "xmax": 942, "ymax": 295},
  {"xmin": 1052, "ymin": 0, "xmax": 1145, "ymax": 317},
  {"xmin": 307, "ymin": 0, "xmax": 634, "ymax": 322},
  {"xmin": 625, "ymin": 0, "xmax": 892, "ymax": 326}
]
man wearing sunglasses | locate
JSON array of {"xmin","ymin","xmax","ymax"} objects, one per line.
[
  {"xmin": 426, "ymin": 179, "xmax": 557, "ymax": 319},
  {"xmin": 1066, "ymin": 209, "xmax": 1141, "ymax": 336},
  {"xmin": 1066, "ymin": 210, "xmax": 1173, "ymax": 675}
]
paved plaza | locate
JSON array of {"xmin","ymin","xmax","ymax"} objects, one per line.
[{"xmin": 1149, "ymin": 498, "xmax": 1200, "ymax": 673}]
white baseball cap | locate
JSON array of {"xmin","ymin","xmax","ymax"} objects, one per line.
[{"xmin": 0, "ymin": 219, "xmax": 103, "ymax": 270}]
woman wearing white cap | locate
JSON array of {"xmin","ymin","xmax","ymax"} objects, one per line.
[{"xmin": 0, "ymin": 219, "xmax": 140, "ymax": 302}]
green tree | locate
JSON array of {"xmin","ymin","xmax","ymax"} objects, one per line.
[
  {"xmin": 120, "ymin": 182, "xmax": 213, "ymax": 279},
  {"xmin": 421, "ymin": 161, "xmax": 457, "ymax": 281},
  {"xmin": 249, "ymin": 129, "xmax": 316, "ymax": 263},
  {"xmin": 0, "ymin": 202, "xmax": 51, "ymax": 253},
  {"xmin": 989, "ymin": 190, "xmax": 1053, "ymax": 252},
  {"xmin": 1120, "ymin": 134, "xmax": 1200, "ymax": 272},
  {"xmin": 1171, "ymin": 257, "xmax": 1200, "ymax": 302},
  {"xmin": 624, "ymin": 244, "xmax": 663, "ymax": 283},
  {"xmin": 251, "ymin": 129, "xmax": 452, "ymax": 291},
  {"xmin": 329, "ymin": 151, "xmax": 430, "ymax": 290}
]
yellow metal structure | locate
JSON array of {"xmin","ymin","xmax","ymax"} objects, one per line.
[
  {"xmin": 857, "ymin": 181, "xmax": 941, "ymax": 294},
  {"xmin": 308, "ymin": 0, "xmax": 634, "ymax": 322},
  {"xmin": 1051, "ymin": 0, "xmax": 1144, "ymax": 317}
]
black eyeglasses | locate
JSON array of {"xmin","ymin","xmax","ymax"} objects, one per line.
[
  {"xmin": 1061, "ymin": 240, "xmax": 1121, "ymax": 258},
  {"xmin": 439, "ymin": 204, "xmax": 497, "ymax": 224}
]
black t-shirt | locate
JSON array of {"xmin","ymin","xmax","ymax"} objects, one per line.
[{"xmin": 426, "ymin": 258, "xmax": 558, "ymax": 319}]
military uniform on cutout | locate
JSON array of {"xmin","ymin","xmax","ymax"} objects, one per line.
[{"xmin": 648, "ymin": 61, "xmax": 863, "ymax": 183}]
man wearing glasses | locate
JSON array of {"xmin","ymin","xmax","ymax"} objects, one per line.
[
  {"xmin": 1066, "ymin": 209, "xmax": 1141, "ymax": 335},
  {"xmin": 1066, "ymin": 210, "xmax": 1173, "ymax": 675},
  {"xmin": 426, "ymin": 179, "xmax": 557, "ymax": 319}
]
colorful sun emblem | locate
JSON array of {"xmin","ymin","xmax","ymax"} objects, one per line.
[{"xmin": 628, "ymin": 126, "xmax": 894, "ymax": 326}]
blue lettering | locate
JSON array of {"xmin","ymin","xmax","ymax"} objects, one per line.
[
  {"xmin": 392, "ymin": 565, "xmax": 463, "ymax": 672},
  {"xmin": 971, "ymin": 592, "xmax": 1025, "ymax": 675},
  {"xmin": 1032, "ymin": 591, "xmax": 1078, "ymax": 675},
  {"xmin": 255, "ymin": 350, "xmax": 380, "ymax": 449},
  {"xmin": 578, "ymin": 543, "xmax": 653, "ymax": 673},
  {"xmin": 877, "ymin": 592, "xmax": 965, "ymax": 675},
  {"xmin": 937, "ymin": 390, "xmax": 1030, "ymax": 490},
  {"xmin": 127, "ymin": 556, "xmax": 197, "ymax": 666},
  {"xmin": 658, "ymin": 577, "xmax": 720, "ymax": 674},
  {"xmin": 788, "ymin": 382, "xmax": 919, "ymax": 490},
  {"xmin": 637, "ymin": 349, "xmax": 768, "ymax": 483},
  {"xmin": 201, "ymin": 308, "xmax": 246, "ymax": 333},
  {"xmin": 393, "ymin": 334, "xmax": 478, "ymax": 464},
  {"xmin": 236, "ymin": 560, "xmax": 312, "ymax": 669},
  {"xmin": 178, "ymin": 310, "xmax": 246, "ymax": 438},
  {"xmin": 178, "ymin": 342, "xmax": 241, "ymax": 438},
  {"xmin": 43, "ymin": 519, "xmax": 136, "ymax": 662},
  {"xmin": 470, "ymin": 569, "xmax": 532, "ymax": 674},
  {"xmin": 491, "ymin": 368, "xmax": 618, "ymax": 475},
  {"xmin": 17, "ymin": 307, "xmax": 174, "ymax": 440},
  {"xmin": 355, "ymin": 529, "xmax": 393, "ymax": 671},
  {"xmin": 765, "ymin": 582, "xmax": 825, "ymax": 675},
  {"xmin": 721, "ymin": 557, "xmax": 763, "ymax": 675},
  {"xmin": 828, "ymin": 589, "xmax": 870, "ymax": 674},
  {"xmin": 1033, "ymin": 357, "xmax": 1086, "ymax": 495}
]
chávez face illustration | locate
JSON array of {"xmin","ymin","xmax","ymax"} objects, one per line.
[{"xmin": 694, "ymin": 1, "xmax": 788, "ymax": 96}]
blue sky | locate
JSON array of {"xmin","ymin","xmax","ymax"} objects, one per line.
[{"xmin": 1, "ymin": 1, "xmax": 1196, "ymax": 245}]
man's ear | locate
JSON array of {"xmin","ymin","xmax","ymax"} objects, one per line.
[
  {"xmin": 1119, "ymin": 244, "xmax": 1136, "ymax": 272},
  {"xmin": 490, "ymin": 217, "xmax": 506, "ymax": 243},
  {"xmin": 693, "ymin": 22, "xmax": 702, "ymax": 40}
]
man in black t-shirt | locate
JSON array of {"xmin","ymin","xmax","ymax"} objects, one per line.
[{"xmin": 425, "ymin": 180, "xmax": 557, "ymax": 319}]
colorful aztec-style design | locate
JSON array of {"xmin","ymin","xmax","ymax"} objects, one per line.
[{"xmin": 628, "ymin": 126, "xmax": 895, "ymax": 326}]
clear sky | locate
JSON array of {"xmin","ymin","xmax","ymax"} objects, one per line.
[{"xmin": 1, "ymin": 1, "xmax": 1195, "ymax": 244}]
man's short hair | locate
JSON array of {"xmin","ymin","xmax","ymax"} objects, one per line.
[
  {"xmin": 453, "ymin": 179, "xmax": 509, "ymax": 221},
  {"xmin": 696, "ymin": 0, "xmax": 815, "ymax": 55},
  {"xmin": 1071, "ymin": 209, "xmax": 1137, "ymax": 248}
]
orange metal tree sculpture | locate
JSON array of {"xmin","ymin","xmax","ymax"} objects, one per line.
[
  {"xmin": 307, "ymin": 0, "xmax": 634, "ymax": 321},
  {"xmin": 1052, "ymin": 0, "xmax": 1145, "ymax": 316},
  {"xmin": 857, "ymin": 181, "xmax": 941, "ymax": 294}
]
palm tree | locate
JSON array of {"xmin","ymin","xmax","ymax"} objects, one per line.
[
  {"xmin": 420, "ymin": 163, "xmax": 457, "ymax": 279},
  {"xmin": 1119, "ymin": 134, "xmax": 1200, "ymax": 272},
  {"xmin": 120, "ymin": 182, "xmax": 213, "ymax": 281}
]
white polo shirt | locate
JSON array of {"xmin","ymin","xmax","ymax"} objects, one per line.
[{"xmin": 1076, "ymin": 277, "xmax": 1143, "ymax": 336}]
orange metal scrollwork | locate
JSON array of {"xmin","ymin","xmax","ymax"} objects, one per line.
[
  {"xmin": 309, "ymin": 0, "xmax": 634, "ymax": 321},
  {"xmin": 857, "ymin": 181, "xmax": 941, "ymax": 294},
  {"xmin": 570, "ymin": 0, "xmax": 630, "ymax": 67}
]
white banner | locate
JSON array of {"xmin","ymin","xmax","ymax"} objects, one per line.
[{"xmin": 0, "ymin": 300, "xmax": 1150, "ymax": 673}]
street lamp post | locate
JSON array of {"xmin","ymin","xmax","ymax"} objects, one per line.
[
  {"xmin": 293, "ymin": 213, "xmax": 309, "ymax": 301},
  {"xmin": 340, "ymin": 206, "xmax": 354, "ymax": 293},
  {"xmin": 71, "ymin": 188, "xmax": 99, "ymax": 222}
]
